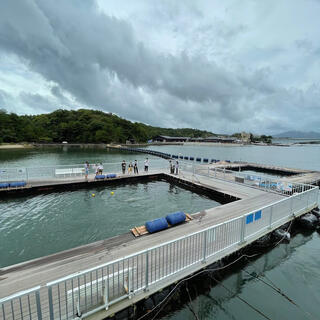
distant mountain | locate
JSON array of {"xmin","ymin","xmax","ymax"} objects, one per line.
[{"xmin": 274, "ymin": 131, "xmax": 320, "ymax": 139}]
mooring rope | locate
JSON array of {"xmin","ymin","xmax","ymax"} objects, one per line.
[
  {"xmin": 242, "ymin": 269, "xmax": 317, "ymax": 320},
  {"xmin": 185, "ymin": 283, "xmax": 200, "ymax": 320},
  {"xmin": 210, "ymin": 275, "xmax": 273, "ymax": 320},
  {"xmin": 136, "ymin": 252, "xmax": 260, "ymax": 320},
  {"xmin": 137, "ymin": 217, "xmax": 315, "ymax": 320}
]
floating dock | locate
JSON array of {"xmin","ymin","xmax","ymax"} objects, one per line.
[{"xmin": 0, "ymin": 162, "xmax": 319, "ymax": 320}]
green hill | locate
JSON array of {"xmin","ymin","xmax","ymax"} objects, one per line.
[{"xmin": 0, "ymin": 109, "xmax": 213, "ymax": 144}]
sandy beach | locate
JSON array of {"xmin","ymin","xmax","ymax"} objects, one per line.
[{"xmin": 0, "ymin": 144, "xmax": 33, "ymax": 149}]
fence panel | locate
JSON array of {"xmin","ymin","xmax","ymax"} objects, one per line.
[
  {"xmin": 245, "ymin": 206, "xmax": 271, "ymax": 239},
  {"xmin": 0, "ymin": 288, "xmax": 41, "ymax": 320},
  {"xmin": 0, "ymin": 168, "xmax": 27, "ymax": 183}
]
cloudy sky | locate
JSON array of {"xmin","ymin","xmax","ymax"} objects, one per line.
[{"xmin": 0, "ymin": 0, "xmax": 319, "ymax": 134}]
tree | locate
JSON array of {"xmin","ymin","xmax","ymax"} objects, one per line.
[{"xmin": 0, "ymin": 108, "xmax": 216, "ymax": 144}]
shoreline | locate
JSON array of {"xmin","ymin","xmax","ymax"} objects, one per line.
[
  {"xmin": 0, "ymin": 143, "xmax": 34, "ymax": 149},
  {"xmin": 1, "ymin": 140, "xmax": 318, "ymax": 151}
]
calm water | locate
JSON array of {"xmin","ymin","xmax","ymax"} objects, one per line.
[
  {"xmin": 0, "ymin": 146, "xmax": 158, "ymax": 167},
  {"xmin": 147, "ymin": 144, "xmax": 320, "ymax": 171},
  {"xmin": 0, "ymin": 144, "xmax": 319, "ymax": 319},
  {"xmin": 0, "ymin": 180, "xmax": 220, "ymax": 268}
]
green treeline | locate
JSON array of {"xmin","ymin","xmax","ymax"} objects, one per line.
[{"xmin": 0, "ymin": 109, "xmax": 213, "ymax": 143}]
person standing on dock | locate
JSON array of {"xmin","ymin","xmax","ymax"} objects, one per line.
[
  {"xmin": 98, "ymin": 163, "xmax": 103, "ymax": 175},
  {"xmin": 169, "ymin": 160, "xmax": 173, "ymax": 174},
  {"xmin": 121, "ymin": 160, "xmax": 126, "ymax": 174},
  {"xmin": 84, "ymin": 161, "xmax": 89, "ymax": 179},
  {"xmin": 128, "ymin": 162, "xmax": 133, "ymax": 174},
  {"xmin": 175, "ymin": 160, "xmax": 179, "ymax": 175},
  {"xmin": 144, "ymin": 158, "xmax": 149, "ymax": 172},
  {"xmin": 134, "ymin": 160, "xmax": 139, "ymax": 174}
]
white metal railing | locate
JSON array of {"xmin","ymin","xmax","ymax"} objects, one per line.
[
  {"xmin": 179, "ymin": 162, "xmax": 314, "ymax": 197},
  {"xmin": 0, "ymin": 171, "xmax": 318, "ymax": 320},
  {"xmin": 0, "ymin": 159, "xmax": 169, "ymax": 184},
  {"xmin": 0, "ymin": 287, "xmax": 42, "ymax": 320}
]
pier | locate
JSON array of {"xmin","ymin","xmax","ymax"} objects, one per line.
[{"xmin": 0, "ymin": 160, "xmax": 319, "ymax": 320}]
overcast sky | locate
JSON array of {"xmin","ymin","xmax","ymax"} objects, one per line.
[{"xmin": 0, "ymin": 0, "xmax": 319, "ymax": 134}]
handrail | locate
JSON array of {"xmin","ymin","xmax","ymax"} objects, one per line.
[
  {"xmin": 0, "ymin": 167, "xmax": 318, "ymax": 320},
  {"xmin": 0, "ymin": 286, "xmax": 41, "ymax": 304},
  {"xmin": 46, "ymin": 182, "xmax": 318, "ymax": 287}
]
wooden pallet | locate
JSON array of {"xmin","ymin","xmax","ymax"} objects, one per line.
[{"xmin": 131, "ymin": 213, "xmax": 193, "ymax": 237}]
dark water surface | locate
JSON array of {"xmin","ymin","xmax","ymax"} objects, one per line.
[{"xmin": 0, "ymin": 145, "xmax": 319, "ymax": 319}]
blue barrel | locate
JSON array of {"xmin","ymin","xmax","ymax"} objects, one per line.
[
  {"xmin": 9, "ymin": 181, "xmax": 26, "ymax": 188},
  {"xmin": 196, "ymin": 158, "xmax": 201, "ymax": 162},
  {"xmin": 211, "ymin": 159, "xmax": 215, "ymax": 163},
  {"xmin": 0, "ymin": 183, "xmax": 9, "ymax": 188},
  {"xmin": 145, "ymin": 218, "xmax": 168, "ymax": 233},
  {"xmin": 184, "ymin": 156, "xmax": 189, "ymax": 160},
  {"xmin": 179, "ymin": 155, "xmax": 183, "ymax": 159},
  {"xmin": 190, "ymin": 157, "xmax": 194, "ymax": 161},
  {"xmin": 166, "ymin": 211, "xmax": 186, "ymax": 225},
  {"xmin": 95, "ymin": 175, "xmax": 105, "ymax": 179},
  {"xmin": 107, "ymin": 174, "xmax": 117, "ymax": 179},
  {"xmin": 203, "ymin": 158, "xmax": 208, "ymax": 163}
]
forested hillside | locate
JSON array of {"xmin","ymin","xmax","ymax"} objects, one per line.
[{"xmin": 0, "ymin": 109, "xmax": 213, "ymax": 143}]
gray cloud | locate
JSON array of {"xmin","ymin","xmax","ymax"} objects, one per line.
[
  {"xmin": 19, "ymin": 92, "xmax": 59, "ymax": 114},
  {"xmin": 0, "ymin": 89, "xmax": 9, "ymax": 110},
  {"xmin": 0, "ymin": 0, "xmax": 319, "ymax": 134}
]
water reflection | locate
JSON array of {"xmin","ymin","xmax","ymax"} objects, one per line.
[{"xmin": 161, "ymin": 233, "xmax": 318, "ymax": 320}]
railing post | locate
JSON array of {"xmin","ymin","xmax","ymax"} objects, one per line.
[
  {"xmin": 202, "ymin": 230, "xmax": 207, "ymax": 263},
  {"xmin": 144, "ymin": 251, "xmax": 149, "ymax": 291},
  {"xmin": 290, "ymin": 196, "xmax": 293, "ymax": 216},
  {"xmin": 48, "ymin": 286, "xmax": 54, "ymax": 320},
  {"xmin": 207, "ymin": 166, "xmax": 210, "ymax": 176},
  {"xmin": 35, "ymin": 291, "xmax": 43, "ymax": 320},
  {"xmin": 239, "ymin": 216, "xmax": 246, "ymax": 244},
  {"xmin": 223, "ymin": 168, "xmax": 225, "ymax": 179},
  {"xmin": 103, "ymin": 277, "xmax": 109, "ymax": 310},
  {"xmin": 214, "ymin": 167, "xmax": 216, "ymax": 177},
  {"xmin": 268, "ymin": 206, "xmax": 273, "ymax": 229}
]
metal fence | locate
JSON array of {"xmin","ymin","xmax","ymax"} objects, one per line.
[
  {"xmin": 0, "ymin": 287, "xmax": 42, "ymax": 320},
  {"xmin": 0, "ymin": 159, "xmax": 169, "ymax": 184},
  {"xmin": 1, "ymin": 173, "xmax": 318, "ymax": 320},
  {"xmin": 179, "ymin": 162, "xmax": 314, "ymax": 196}
]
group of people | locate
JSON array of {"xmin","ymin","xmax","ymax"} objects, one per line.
[
  {"xmin": 169, "ymin": 160, "xmax": 179, "ymax": 175},
  {"xmin": 83, "ymin": 157, "xmax": 181, "ymax": 178},
  {"xmin": 121, "ymin": 158, "xmax": 149, "ymax": 175},
  {"xmin": 84, "ymin": 159, "xmax": 151, "ymax": 179},
  {"xmin": 84, "ymin": 161, "xmax": 103, "ymax": 179}
]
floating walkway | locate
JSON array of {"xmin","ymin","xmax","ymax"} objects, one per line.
[
  {"xmin": 108, "ymin": 145, "xmax": 320, "ymax": 186},
  {"xmin": 0, "ymin": 164, "xmax": 319, "ymax": 320}
]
